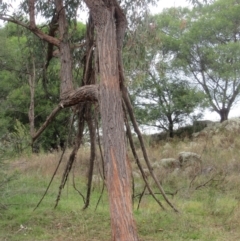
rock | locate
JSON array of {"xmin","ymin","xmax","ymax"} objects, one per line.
[
  {"xmin": 193, "ymin": 120, "xmax": 214, "ymax": 129},
  {"xmin": 152, "ymin": 158, "xmax": 180, "ymax": 169},
  {"xmin": 221, "ymin": 118, "xmax": 240, "ymax": 132},
  {"xmin": 192, "ymin": 118, "xmax": 240, "ymax": 139},
  {"xmin": 178, "ymin": 152, "xmax": 202, "ymax": 168}
]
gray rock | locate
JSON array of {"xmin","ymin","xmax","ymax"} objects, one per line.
[{"xmin": 178, "ymin": 152, "xmax": 202, "ymax": 168}]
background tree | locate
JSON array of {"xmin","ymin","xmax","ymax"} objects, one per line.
[
  {"xmin": 0, "ymin": 22, "xmax": 83, "ymax": 152},
  {"xmin": 133, "ymin": 73, "xmax": 205, "ymax": 137},
  {"xmin": 127, "ymin": 9, "xmax": 206, "ymax": 137},
  {"xmin": 178, "ymin": 0, "xmax": 240, "ymax": 122}
]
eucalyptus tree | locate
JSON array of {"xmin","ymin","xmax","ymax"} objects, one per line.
[
  {"xmin": 0, "ymin": 1, "xmax": 177, "ymax": 240},
  {"xmin": 127, "ymin": 8, "xmax": 206, "ymax": 137},
  {"xmin": 179, "ymin": 0, "xmax": 240, "ymax": 122},
  {"xmin": 133, "ymin": 73, "xmax": 205, "ymax": 138}
]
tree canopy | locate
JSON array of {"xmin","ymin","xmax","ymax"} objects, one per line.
[
  {"xmin": 173, "ymin": 0, "xmax": 240, "ymax": 121},
  {"xmin": 127, "ymin": 8, "xmax": 207, "ymax": 136}
]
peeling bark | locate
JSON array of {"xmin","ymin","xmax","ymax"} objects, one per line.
[{"xmin": 84, "ymin": 1, "xmax": 139, "ymax": 240}]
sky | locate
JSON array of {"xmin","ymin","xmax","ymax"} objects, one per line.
[
  {"xmin": 76, "ymin": 0, "xmax": 191, "ymax": 23},
  {"xmin": 152, "ymin": 0, "xmax": 190, "ymax": 13}
]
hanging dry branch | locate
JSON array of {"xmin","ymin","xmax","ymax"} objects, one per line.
[
  {"xmin": 34, "ymin": 114, "xmax": 75, "ymax": 210},
  {"xmin": 122, "ymin": 86, "xmax": 179, "ymax": 213},
  {"xmin": 83, "ymin": 107, "xmax": 96, "ymax": 210},
  {"xmin": 54, "ymin": 104, "xmax": 86, "ymax": 208},
  {"xmin": 123, "ymin": 103, "xmax": 166, "ymax": 210}
]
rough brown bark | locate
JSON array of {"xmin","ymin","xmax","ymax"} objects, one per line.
[
  {"xmin": 84, "ymin": 1, "xmax": 139, "ymax": 240},
  {"xmin": 98, "ymin": 15, "xmax": 138, "ymax": 241}
]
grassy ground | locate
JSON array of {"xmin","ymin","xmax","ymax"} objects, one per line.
[{"xmin": 1, "ymin": 133, "xmax": 240, "ymax": 241}]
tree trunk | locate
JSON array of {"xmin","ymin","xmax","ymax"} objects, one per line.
[
  {"xmin": 98, "ymin": 12, "xmax": 138, "ymax": 241},
  {"xmin": 84, "ymin": 1, "xmax": 139, "ymax": 240},
  {"xmin": 27, "ymin": 56, "xmax": 36, "ymax": 138},
  {"xmin": 219, "ymin": 108, "xmax": 229, "ymax": 122},
  {"xmin": 55, "ymin": 0, "xmax": 74, "ymax": 100},
  {"xmin": 168, "ymin": 117, "xmax": 174, "ymax": 138}
]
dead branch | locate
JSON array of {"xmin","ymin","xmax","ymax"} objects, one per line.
[
  {"xmin": 137, "ymin": 184, "xmax": 147, "ymax": 210},
  {"xmin": 123, "ymin": 103, "xmax": 166, "ymax": 210},
  {"xmin": 83, "ymin": 106, "xmax": 96, "ymax": 210},
  {"xmin": 134, "ymin": 187, "xmax": 185, "ymax": 199},
  {"xmin": 94, "ymin": 112, "xmax": 106, "ymax": 211},
  {"xmin": 33, "ymin": 113, "xmax": 75, "ymax": 211},
  {"xmin": 72, "ymin": 162, "xmax": 86, "ymax": 204},
  {"xmin": 195, "ymin": 174, "xmax": 225, "ymax": 190},
  {"xmin": 32, "ymin": 85, "xmax": 99, "ymax": 143},
  {"xmin": 189, "ymin": 174, "xmax": 199, "ymax": 189},
  {"xmin": 32, "ymin": 105, "xmax": 61, "ymax": 143},
  {"xmin": 54, "ymin": 104, "xmax": 86, "ymax": 208},
  {"xmin": 60, "ymin": 85, "xmax": 99, "ymax": 106},
  {"xmin": 113, "ymin": 0, "xmax": 178, "ymax": 211},
  {"xmin": 34, "ymin": 145, "xmax": 65, "ymax": 211},
  {"xmin": 0, "ymin": 16, "xmax": 60, "ymax": 47},
  {"xmin": 122, "ymin": 86, "xmax": 179, "ymax": 213}
]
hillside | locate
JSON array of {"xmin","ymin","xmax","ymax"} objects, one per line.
[{"xmin": 1, "ymin": 119, "xmax": 240, "ymax": 240}]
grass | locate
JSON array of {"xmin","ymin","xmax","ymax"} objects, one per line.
[{"xmin": 1, "ymin": 132, "xmax": 240, "ymax": 241}]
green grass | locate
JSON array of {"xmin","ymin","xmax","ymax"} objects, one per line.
[
  {"xmin": 1, "ymin": 174, "xmax": 111, "ymax": 241},
  {"xmin": 1, "ymin": 139, "xmax": 240, "ymax": 241},
  {"xmin": 1, "ymin": 174, "xmax": 240, "ymax": 241}
]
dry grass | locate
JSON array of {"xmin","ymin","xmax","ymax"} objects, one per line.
[{"xmin": 2, "ymin": 129, "xmax": 240, "ymax": 240}]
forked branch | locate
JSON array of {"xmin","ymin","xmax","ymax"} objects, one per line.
[
  {"xmin": 123, "ymin": 104, "xmax": 166, "ymax": 210},
  {"xmin": 32, "ymin": 85, "xmax": 98, "ymax": 142}
]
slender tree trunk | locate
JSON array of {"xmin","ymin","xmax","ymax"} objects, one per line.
[
  {"xmin": 84, "ymin": 1, "xmax": 139, "ymax": 240},
  {"xmin": 168, "ymin": 116, "xmax": 174, "ymax": 138},
  {"xmin": 219, "ymin": 108, "xmax": 229, "ymax": 122},
  {"xmin": 55, "ymin": 0, "xmax": 74, "ymax": 99},
  {"xmin": 27, "ymin": 56, "xmax": 36, "ymax": 138}
]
